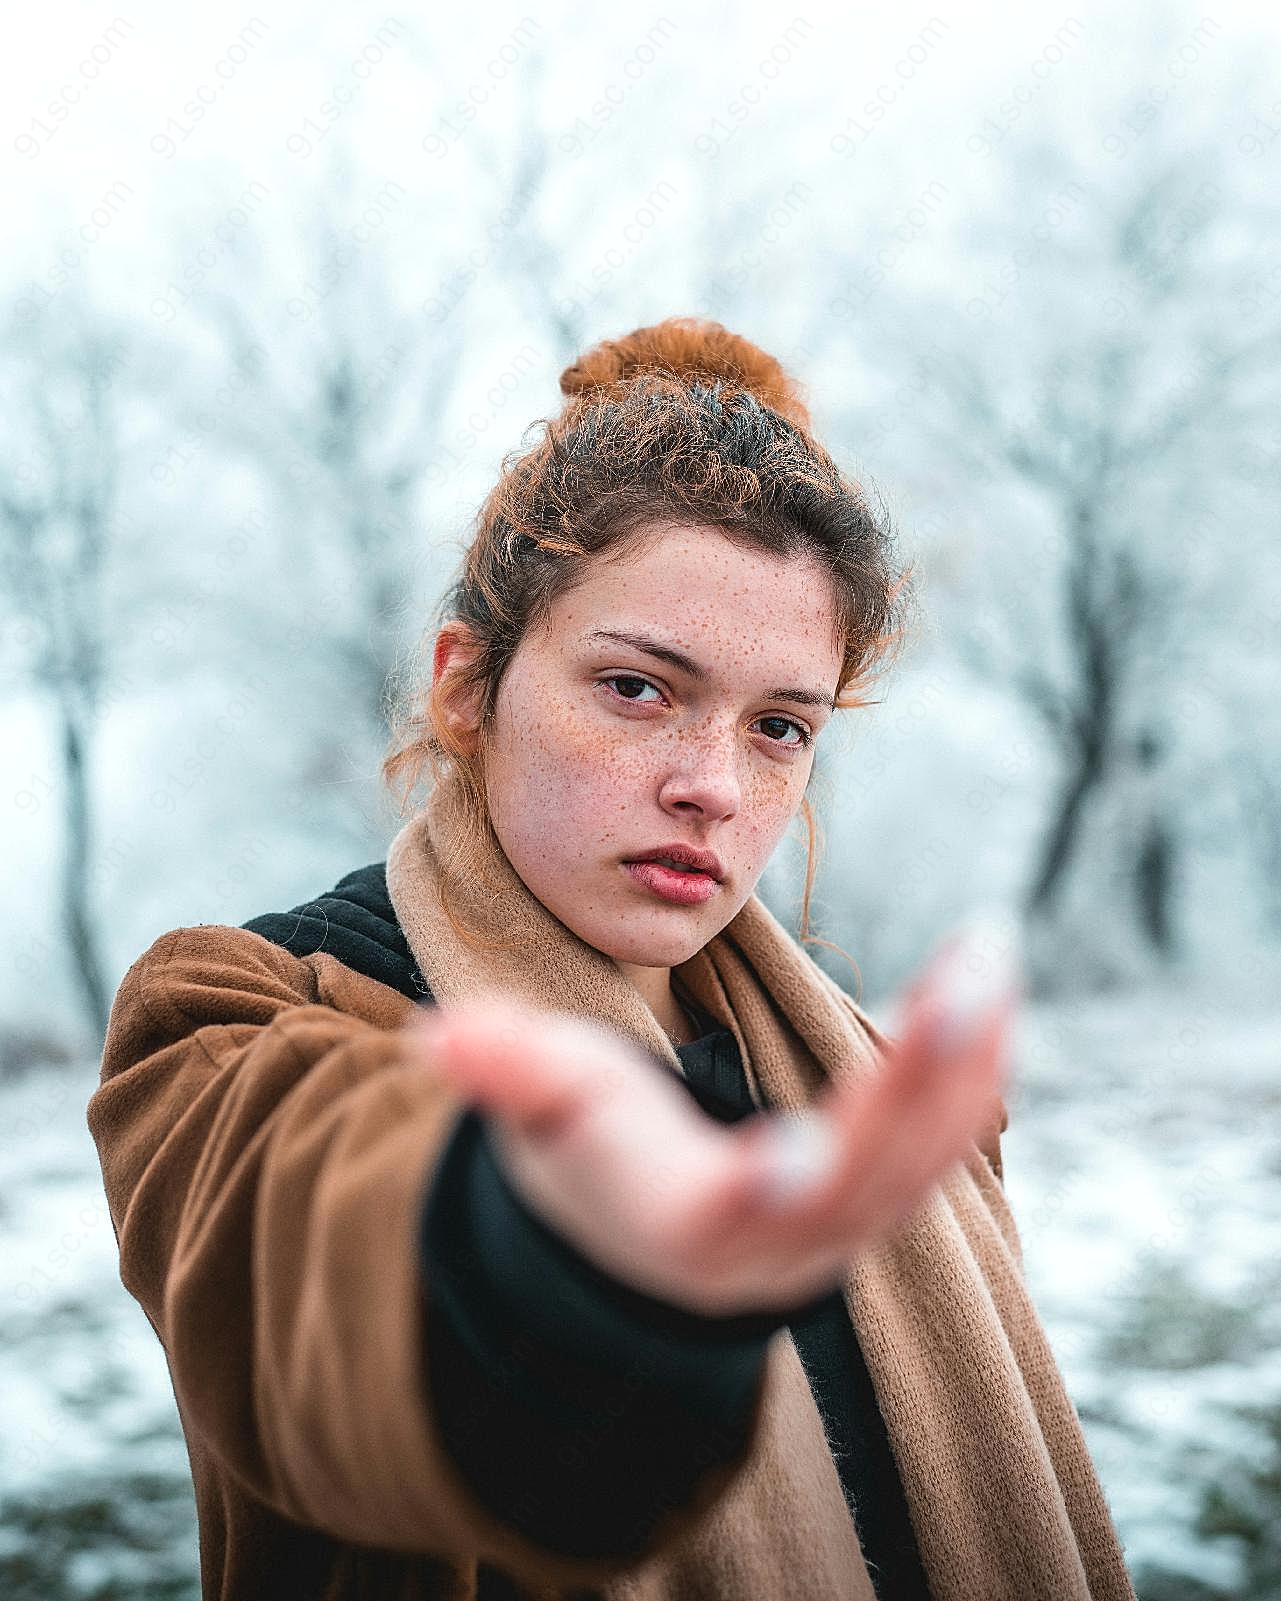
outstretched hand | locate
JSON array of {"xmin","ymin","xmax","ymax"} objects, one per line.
[{"xmin": 405, "ymin": 920, "xmax": 1019, "ymax": 1317}]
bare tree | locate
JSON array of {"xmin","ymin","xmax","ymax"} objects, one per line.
[
  {"xmin": 167, "ymin": 170, "xmax": 465, "ymax": 737},
  {"xmin": 0, "ymin": 299, "xmax": 131, "ymax": 1040},
  {"xmin": 885, "ymin": 141, "xmax": 1281, "ymax": 985}
]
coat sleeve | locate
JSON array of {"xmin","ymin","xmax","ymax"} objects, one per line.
[{"xmin": 87, "ymin": 923, "xmax": 773, "ymax": 1589}]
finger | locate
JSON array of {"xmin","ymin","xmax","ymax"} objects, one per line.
[
  {"xmin": 783, "ymin": 985, "xmax": 1012, "ymax": 1242},
  {"xmin": 406, "ymin": 1000, "xmax": 619, "ymax": 1139},
  {"xmin": 824, "ymin": 996, "xmax": 1013, "ymax": 1235},
  {"xmin": 711, "ymin": 936, "xmax": 1018, "ymax": 1255},
  {"xmin": 847, "ymin": 921, "xmax": 1019, "ymax": 1218},
  {"xmin": 671, "ymin": 988, "xmax": 994, "ymax": 1264},
  {"xmin": 809, "ymin": 912, "xmax": 1019, "ymax": 1210},
  {"xmin": 676, "ymin": 1024, "xmax": 1005, "ymax": 1299}
]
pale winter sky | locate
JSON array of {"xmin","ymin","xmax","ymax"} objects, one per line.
[{"xmin": 8, "ymin": 0, "xmax": 1277, "ymax": 320}]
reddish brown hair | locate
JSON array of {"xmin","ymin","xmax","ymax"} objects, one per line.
[{"xmin": 381, "ymin": 316, "xmax": 915, "ymax": 980}]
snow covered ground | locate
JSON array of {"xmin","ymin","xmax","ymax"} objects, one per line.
[
  {"xmin": 1002, "ymin": 989, "xmax": 1281, "ymax": 1600},
  {"xmin": 0, "ymin": 1060, "xmax": 199, "ymax": 1596},
  {"xmin": 0, "ymin": 987, "xmax": 1276, "ymax": 1598}
]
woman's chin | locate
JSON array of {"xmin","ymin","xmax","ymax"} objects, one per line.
[{"xmin": 585, "ymin": 914, "xmax": 718, "ymax": 972}]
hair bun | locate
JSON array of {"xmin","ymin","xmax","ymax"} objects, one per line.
[{"xmin": 559, "ymin": 315, "xmax": 811, "ymax": 431}]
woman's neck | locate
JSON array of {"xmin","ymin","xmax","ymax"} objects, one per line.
[{"xmin": 614, "ymin": 959, "xmax": 699, "ymax": 1046}]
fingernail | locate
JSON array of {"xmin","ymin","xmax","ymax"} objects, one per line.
[
  {"xmin": 757, "ymin": 1109, "xmax": 840, "ymax": 1208},
  {"xmin": 927, "ymin": 908, "xmax": 1022, "ymax": 1053}
]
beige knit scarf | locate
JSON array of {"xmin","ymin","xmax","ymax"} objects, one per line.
[{"xmin": 385, "ymin": 765, "xmax": 1137, "ymax": 1601}]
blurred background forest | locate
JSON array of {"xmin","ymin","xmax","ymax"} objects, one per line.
[{"xmin": 2, "ymin": 1, "xmax": 1279, "ymax": 1596}]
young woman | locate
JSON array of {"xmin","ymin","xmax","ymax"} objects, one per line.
[{"xmin": 89, "ymin": 318, "xmax": 1136, "ymax": 1601}]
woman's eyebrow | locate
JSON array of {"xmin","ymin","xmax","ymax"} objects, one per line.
[{"xmin": 586, "ymin": 628, "xmax": 836, "ymax": 712}]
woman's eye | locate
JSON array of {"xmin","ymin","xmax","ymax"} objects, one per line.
[
  {"xmin": 757, "ymin": 716, "xmax": 812, "ymax": 749},
  {"xmin": 603, "ymin": 674, "xmax": 662, "ymax": 703}
]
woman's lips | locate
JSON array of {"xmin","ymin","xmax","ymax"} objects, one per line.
[{"xmin": 623, "ymin": 860, "xmax": 721, "ymax": 906}]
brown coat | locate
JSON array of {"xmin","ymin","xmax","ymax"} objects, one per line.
[{"xmin": 89, "ymin": 923, "xmax": 881, "ymax": 1600}]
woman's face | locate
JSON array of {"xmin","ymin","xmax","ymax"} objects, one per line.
[{"xmin": 442, "ymin": 523, "xmax": 844, "ymax": 978}]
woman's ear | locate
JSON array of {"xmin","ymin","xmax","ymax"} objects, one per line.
[{"xmin": 432, "ymin": 623, "xmax": 486, "ymax": 755}]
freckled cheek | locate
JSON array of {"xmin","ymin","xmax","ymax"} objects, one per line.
[
  {"xmin": 544, "ymin": 701, "xmax": 650, "ymax": 767},
  {"xmin": 745, "ymin": 753, "xmax": 796, "ymax": 805},
  {"xmin": 517, "ymin": 700, "xmax": 645, "ymax": 797},
  {"xmin": 509, "ymin": 694, "xmax": 592, "ymax": 760},
  {"xmin": 740, "ymin": 772, "xmax": 803, "ymax": 860}
]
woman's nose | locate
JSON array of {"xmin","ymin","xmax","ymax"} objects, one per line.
[{"xmin": 657, "ymin": 730, "xmax": 742, "ymax": 819}]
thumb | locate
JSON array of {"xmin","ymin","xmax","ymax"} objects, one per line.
[{"xmin": 406, "ymin": 1000, "xmax": 607, "ymax": 1139}]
